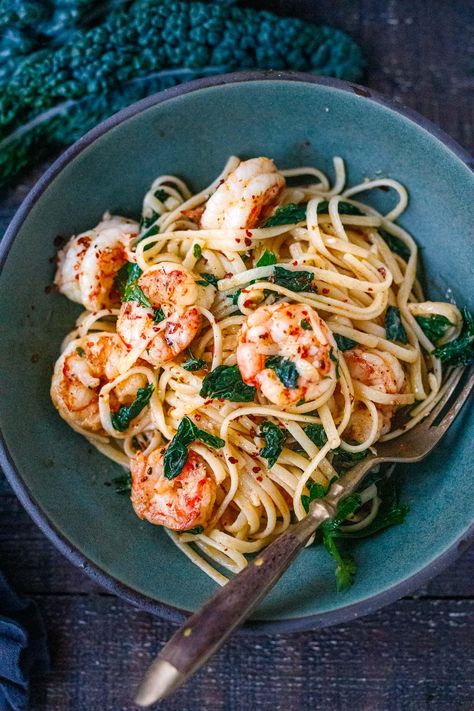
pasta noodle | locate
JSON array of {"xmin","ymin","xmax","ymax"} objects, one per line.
[{"xmin": 50, "ymin": 155, "xmax": 461, "ymax": 585}]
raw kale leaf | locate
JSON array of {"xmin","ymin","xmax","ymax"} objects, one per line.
[
  {"xmin": 385, "ymin": 305, "xmax": 408, "ymax": 344},
  {"xmin": 259, "ymin": 421, "xmax": 287, "ymax": 468},
  {"xmin": 432, "ymin": 308, "xmax": 474, "ymax": 366},
  {"xmin": 265, "ymin": 356, "xmax": 299, "ymax": 389},
  {"xmin": 164, "ymin": 416, "xmax": 224, "ymax": 480},
  {"xmin": 200, "ymin": 365, "xmax": 256, "ymax": 402},
  {"xmin": 111, "ymin": 383, "xmax": 154, "ymax": 432}
]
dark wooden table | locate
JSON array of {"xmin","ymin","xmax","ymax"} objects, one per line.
[{"xmin": 1, "ymin": 1, "xmax": 473, "ymax": 709}]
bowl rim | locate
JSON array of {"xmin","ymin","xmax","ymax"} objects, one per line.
[{"xmin": 1, "ymin": 70, "xmax": 473, "ymax": 634}]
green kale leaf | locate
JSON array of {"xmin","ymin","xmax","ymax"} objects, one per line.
[
  {"xmin": 200, "ymin": 365, "xmax": 256, "ymax": 402},
  {"xmin": 111, "ymin": 383, "xmax": 154, "ymax": 432},
  {"xmin": 164, "ymin": 416, "xmax": 224, "ymax": 480},
  {"xmin": 265, "ymin": 356, "xmax": 299, "ymax": 389},
  {"xmin": 270, "ymin": 266, "xmax": 316, "ymax": 293},
  {"xmin": 196, "ymin": 273, "xmax": 218, "ymax": 287},
  {"xmin": 432, "ymin": 308, "xmax": 474, "ymax": 366},
  {"xmin": 154, "ymin": 189, "xmax": 169, "ymax": 202},
  {"xmin": 114, "ymin": 262, "xmax": 151, "ymax": 308},
  {"xmin": 259, "ymin": 421, "xmax": 287, "ymax": 468},
  {"xmin": 415, "ymin": 314, "xmax": 452, "ymax": 343},
  {"xmin": 256, "ymin": 250, "xmax": 277, "ymax": 267},
  {"xmin": 379, "ymin": 229, "xmax": 411, "ymax": 262},
  {"xmin": 182, "ymin": 350, "xmax": 207, "ymax": 372},
  {"xmin": 334, "ymin": 334, "xmax": 357, "ymax": 351},
  {"xmin": 264, "ymin": 203, "xmax": 307, "ymax": 226},
  {"xmin": 334, "ymin": 478, "xmax": 409, "ymax": 539},
  {"xmin": 385, "ymin": 305, "xmax": 408, "ymax": 344}
]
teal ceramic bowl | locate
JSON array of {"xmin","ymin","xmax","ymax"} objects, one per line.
[{"xmin": 1, "ymin": 72, "xmax": 473, "ymax": 632}]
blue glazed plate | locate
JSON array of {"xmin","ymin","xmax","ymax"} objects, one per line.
[{"xmin": 1, "ymin": 72, "xmax": 473, "ymax": 632}]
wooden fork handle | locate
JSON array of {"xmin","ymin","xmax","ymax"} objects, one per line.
[{"xmin": 134, "ymin": 501, "xmax": 333, "ymax": 706}]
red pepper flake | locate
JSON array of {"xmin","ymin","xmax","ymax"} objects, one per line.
[
  {"xmin": 368, "ymin": 287, "xmax": 373, "ymax": 292},
  {"xmin": 194, "ymin": 413, "xmax": 202, "ymax": 421},
  {"xmin": 224, "ymin": 272, "xmax": 232, "ymax": 278},
  {"xmin": 228, "ymin": 456, "xmax": 238, "ymax": 464},
  {"xmin": 252, "ymin": 466, "xmax": 261, "ymax": 473},
  {"xmin": 236, "ymin": 238, "xmax": 241, "ymax": 243},
  {"xmin": 243, "ymin": 299, "xmax": 253, "ymax": 308},
  {"xmin": 244, "ymin": 237, "xmax": 252, "ymax": 247},
  {"xmin": 245, "ymin": 230, "xmax": 252, "ymax": 238},
  {"xmin": 256, "ymin": 476, "xmax": 263, "ymax": 482},
  {"xmin": 292, "ymin": 260, "xmax": 298, "ymax": 266},
  {"xmin": 322, "ymin": 288, "xmax": 330, "ymax": 295},
  {"xmin": 204, "ymin": 399, "xmax": 213, "ymax": 406}
]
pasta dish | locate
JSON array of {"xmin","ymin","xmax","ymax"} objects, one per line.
[{"xmin": 50, "ymin": 155, "xmax": 469, "ymax": 588}]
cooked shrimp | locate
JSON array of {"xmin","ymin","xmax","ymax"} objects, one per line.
[
  {"xmin": 117, "ymin": 263, "xmax": 214, "ymax": 365},
  {"xmin": 130, "ymin": 447, "xmax": 216, "ymax": 530},
  {"xmin": 54, "ymin": 214, "xmax": 138, "ymax": 311},
  {"xmin": 344, "ymin": 348, "xmax": 406, "ymax": 440},
  {"xmin": 236, "ymin": 302, "xmax": 337, "ymax": 406},
  {"xmin": 201, "ymin": 157, "xmax": 285, "ymax": 229},
  {"xmin": 51, "ymin": 333, "xmax": 147, "ymax": 434}
]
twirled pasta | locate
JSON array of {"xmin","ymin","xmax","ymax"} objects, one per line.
[{"xmin": 51, "ymin": 155, "xmax": 459, "ymax": 586}]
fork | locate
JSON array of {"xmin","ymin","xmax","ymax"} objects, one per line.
[{"xmin": 135, "ymin": 366, "xmax": 474, "ymax": 707}]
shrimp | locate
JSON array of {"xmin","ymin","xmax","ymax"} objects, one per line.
[
  {"xmin": 117, "ymin": 262, "xmax": 214, "ymax": 365},
  {"xmin": 201, "ymin": 157, "xmax": 285, "ymax": 229},
  {"xmin": 51, "ymin": 333, "xmax": 147, "ymax": 435},
  {"xmin": 130, "ymin": 447, "xmax": 216, "ymax": 530},
  {"xmin": 236, "ymin": 302, "xmax": 337, "ymax": 406},
  {"xmin": 344, "ymin": 347, "xmax": 406, "ymax": 441},
  {"xmin": 54, "ymin": 214, "xmax": 139, "ymax": 311}
]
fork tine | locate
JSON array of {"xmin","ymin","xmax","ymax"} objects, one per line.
[
  {"xmin": 420, "ymin": 367, "xmax": 466, "ymax": 428},
  {"xmin": 435, "ymin": 367, "xmax": 474, "ymax": 433}
]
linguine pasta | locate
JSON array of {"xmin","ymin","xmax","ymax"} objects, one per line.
[{"xmin": 51, "ymin": 155, "xmax": 463, "ymax": 587}]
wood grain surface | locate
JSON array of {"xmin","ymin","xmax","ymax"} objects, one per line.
[{"xmin": 1, "ymin": 1, "xmax": 473, "ymax": 709}]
